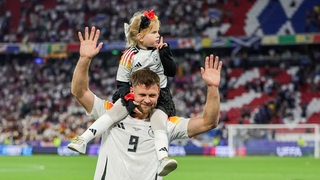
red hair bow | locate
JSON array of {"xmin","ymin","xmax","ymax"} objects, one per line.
[{"xmin": 144, "ymin": 9, "xmax": 156, "ymax": 20}]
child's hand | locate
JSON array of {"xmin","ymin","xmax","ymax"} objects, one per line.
[{"xmin": 156, "ymin": 36, "xmax": 168, "ymax": 50}]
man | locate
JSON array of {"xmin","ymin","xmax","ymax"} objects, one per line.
[{"xmin": 70, "ymin": 26, "xmax": 222, "ymax": 180}]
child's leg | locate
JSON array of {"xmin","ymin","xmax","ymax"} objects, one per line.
[
  {"xmin": 151, "ymin": 109, "xmax": 177, "ymax": 176},
  {"xmin": 151, "ymin": 109, "xmax": 169, "ymax": 160},
  {"xmin": 68, "ymin": 99, "xmax": 128, "ymax": 153},
  {"xmin": 81, "ymin": 99, "xmax": 128, "ymax": 142}
]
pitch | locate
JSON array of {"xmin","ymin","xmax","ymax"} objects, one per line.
[{"xmin": 0, "ymin": 155, "xmax": 319, "ymax": 180}]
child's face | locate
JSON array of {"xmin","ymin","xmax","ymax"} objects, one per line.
[{"xmin": 138, "ymin": 24, "xmax": 160, "ymax": 49}]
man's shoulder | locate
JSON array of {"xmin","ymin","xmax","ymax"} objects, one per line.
[
  {"xmin": 167, "ymin": 116, "xmax": 190, "ymax": 140},
  {"xmin": 168, "ymin": 116, "xmax": 189, "ymax": 127},
  {"xmin": 104, "ymin": 100, "xmax": 113, "ymax": 110}
]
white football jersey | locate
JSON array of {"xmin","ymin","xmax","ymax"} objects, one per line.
[
  {"xmin": 89, "ymin": 95, "xmax": 190, "ymax": 180},
  {"xmin": 116, "ymin": 47, "xmax": 168, "ymax": 88}
]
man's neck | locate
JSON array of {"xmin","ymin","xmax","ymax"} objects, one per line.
[{"xmin": 132, "ymin": 113, "xmax": 150, "ymax": 120}]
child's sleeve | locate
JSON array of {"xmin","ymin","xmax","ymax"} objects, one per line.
[
  {"xmin": 159, "ymin": 44, "xmax": 177, "ymax": 77},
  {"xmin": 116, "ymin": 49, "xmax": 133, "ymax": 83},
  {"xmin": 113, "ymin": 49, "xmax": 134, "ymax": 102}
]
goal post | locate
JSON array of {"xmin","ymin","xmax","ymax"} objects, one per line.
[{"xmin": 226, "ymin": 124, "xmax": 320, "ymax": 158}]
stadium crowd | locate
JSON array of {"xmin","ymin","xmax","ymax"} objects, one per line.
[
  {"xmin": 0, "ymin": 0, "xmax": 227, "ymax": 43},
  {"xmin": 0, "ymin": 46, "xmax": 319, "ymax": 146},
  {"xmin": 1, "ymin": 0, "xmax": 319, "ymax": 43}
]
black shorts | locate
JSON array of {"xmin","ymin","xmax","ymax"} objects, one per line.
[{"xmin": 157, "ymin": 87, "xmax": 176, "ymax": 116}]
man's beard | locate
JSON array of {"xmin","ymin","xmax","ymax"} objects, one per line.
[{"xmin": 137, "ymin": 105, "xmax": 154, "ymax": 115}]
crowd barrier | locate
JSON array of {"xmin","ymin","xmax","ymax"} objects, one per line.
[{"xmin": 0, "ymin": 143, "xmax": 313, "ymax": 157}]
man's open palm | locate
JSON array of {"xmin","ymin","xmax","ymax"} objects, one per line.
[
  {"xmin": 201, "ymin": 54, "xmax": 223, "ymax": 87},
  {"xmin": 78, "ymin": 26, "xmax": 103, "ymax": 59}
]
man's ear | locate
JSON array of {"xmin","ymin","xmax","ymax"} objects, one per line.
[{"xmin": 130, "ymin": 87, "xmax": 134, "ymax": 93}]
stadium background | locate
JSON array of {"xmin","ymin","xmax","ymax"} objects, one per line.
[{"xmin": 0, "ymin": 0, "xmax": 320, "ymax": 179}]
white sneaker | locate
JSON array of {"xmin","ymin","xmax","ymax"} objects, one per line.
[
  {"xmin": 157, "ymin": 157, "xmax": 178, "ymax": 176},
  {"xmin": 67, "ymin": 136, "xmax": 87, "ymax": 154}
]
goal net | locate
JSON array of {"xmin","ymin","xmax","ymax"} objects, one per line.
[{"xmin": 226, "ymin": 124, "xmax": 320, "ymax": 158}]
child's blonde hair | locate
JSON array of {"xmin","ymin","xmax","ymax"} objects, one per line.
[{"xmin": 124, "ymin": 10, "xmax": 160, "ymax": 48}]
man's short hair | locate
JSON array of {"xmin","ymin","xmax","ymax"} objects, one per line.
[{"xmin": 131, "ymin": 68, "xmax": 160, "ymax": 88}]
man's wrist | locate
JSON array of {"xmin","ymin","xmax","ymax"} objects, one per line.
[
  {"xmin": 79, "ymin": 56, "xmax": 92, "ymax": 62},
  {"xmin": 208, "ymin": 85, "xmax": 219, "ymax": 89}
]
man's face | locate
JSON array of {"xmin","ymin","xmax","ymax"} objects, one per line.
[{"xmin": 132, "ymin": 83, "xmax": 160, "ymax": 115}]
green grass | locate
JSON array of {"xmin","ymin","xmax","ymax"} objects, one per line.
[
  {"xmin": 0, "ymin": 155, "xmax": 320, "ymax": 180},
  {"xmin": 167, "ymin": 156, "xmax": 320, "ymax": 180},
  {"xmin": 0, "ymin": 155, "xmax": 96, "ymax": 180}
]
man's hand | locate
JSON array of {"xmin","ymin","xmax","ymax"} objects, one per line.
[
  {"xmin": 200, "ymin": 54, "xmax": 223, "ymax": 87},
  {"xmin": 78, "ymin": 26, "xmax": 103, "ymax": 59},
  {"xmin": 132, "ymin": 101, "xmax": 143, "ymax": 116}
]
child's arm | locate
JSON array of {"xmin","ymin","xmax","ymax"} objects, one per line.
[
  {"xmin": 111, "ymin": 80, "xmax": 137, "ymax": 115},
  {"xmin": 157, "ymin": 37, "xmax": 176, "ymax": 77},
  {"xmin": 112, "ymin": 81, "xmax": 131, "ymax": 103},
  {"xmin": 159, "ymin": 44, "xmax": 177, "ymax": 77},
  {"xmin": 113, "ymin": 48, "xmax": 135, "ymax": 102}
]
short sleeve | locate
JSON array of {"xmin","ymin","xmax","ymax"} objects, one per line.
[
  {"xmin": 167, "ymin": 116, "xmax": 190, "ymax": 141},
  {"xmin": 87, "ymin": 95, "xmax": 113, "ymax": 120}
]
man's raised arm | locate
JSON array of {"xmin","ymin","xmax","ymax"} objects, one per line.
[
  {"xmin": 71, "ymin": 26, "xmax": 103, "ymax": 113},
  {"xmin": 187, "ymin": 54, "xmax": 222, "ymax": 137}
]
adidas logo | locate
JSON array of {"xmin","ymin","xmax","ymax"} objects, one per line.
[
  {"xmin": 134, "ymin": 62, "xmax": 142, "ymax": 68},
  {"xmin": 159, "ymin": 147, "xmax": 168, "ymax": 152},
  {"xmin": 89, "ymin": 128, "xmax": 97, "ymax": 136}
]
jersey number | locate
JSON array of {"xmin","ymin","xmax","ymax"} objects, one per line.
[{"xmin": 128, "ymin": 135, "xmax": 139, "ymax": 152}]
